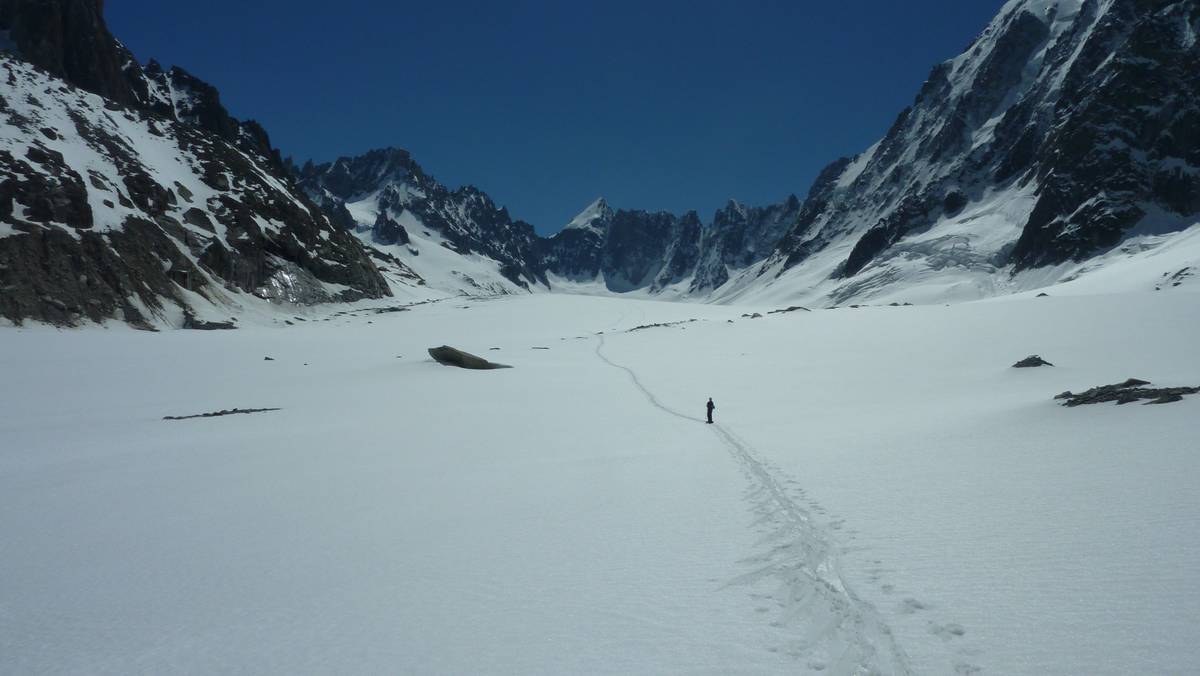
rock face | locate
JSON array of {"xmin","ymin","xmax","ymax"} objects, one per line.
[
  {"xmin": 540, "ymin": 199, "xmax": 704, "ymax": 292},
  {"xmin": 538, "ymin": 198, "xmax": 612, "ymax": 282},
  {"xmin": 0, "ymin": 0, "xmax": 142, "ymax": 106},
  {"xmin": 691, "ymin": 196, "xmax": 802, "ymax": 291},
  {"xmin": 1013, "ymin": 355, "xmax": 1054, "ymax": 367},
  {"xmin": 539, "ymin": 196, "xmax": 801, "ymax": 294},
  {"xmin": 0, "ymin": 0, "xmax": 389, "ymax": 327},
  {"xmin": 753, "ymin": 0, "xmax": 1200, "ymax": 299}
]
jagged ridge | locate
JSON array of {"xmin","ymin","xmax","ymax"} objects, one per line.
[{"xmin": 0, "ymin": 0, "xmax": 389, "ymax": 327}]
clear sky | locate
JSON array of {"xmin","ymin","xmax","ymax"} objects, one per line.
[{"xmin": 106, "ymin": 1, "xmax": 1004, "ymax": 234}]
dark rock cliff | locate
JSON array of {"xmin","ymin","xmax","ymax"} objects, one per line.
[{"xmin": 0, "ymin": 0, "xmax": 389, "ymax": 327}]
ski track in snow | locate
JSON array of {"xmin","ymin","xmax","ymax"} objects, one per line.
[
  {"xmin": 594, "ymin": 333, "xmax": 913, "ymax": 674},
  {"xmin": 594, "ymin": 334, "xmax": 704, "ymax": 424}
]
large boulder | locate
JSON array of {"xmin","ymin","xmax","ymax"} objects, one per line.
[{"xmin": 428, "ymin": 345, "xmax": 510, "ymax": 370}]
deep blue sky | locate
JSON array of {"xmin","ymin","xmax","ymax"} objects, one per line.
[{"xmin": 107, "ymin": 1, "xmax": 1003, "ymax": 234}]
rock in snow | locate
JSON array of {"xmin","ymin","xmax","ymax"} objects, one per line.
[
  {"xmin": 162, "ymin": 407, "xmax": 280, "ymax": 420},
  {"xmin": 1054, "ymin": 379, "xmax": 1200, "ymax": 407},
  {"xmin": 427, "ymin": 345, "xmax": 511, "ymax": 370}
]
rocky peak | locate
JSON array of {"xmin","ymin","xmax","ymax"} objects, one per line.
[
  {"xmin": 563, "ymin": 197, "xmax": 614, "ymax": 233},
  {"xmin": 713, "ymin": 199, "xmax": 748, "ymax": 225},
  {"xmin": 144, "ymin": 64, "xmax": 240, "ymax": 140},
  {"xmin": 301, "ymin": 147, "xmax": 429, "ymax": 202}
]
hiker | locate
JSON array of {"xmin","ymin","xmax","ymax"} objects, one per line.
[{"xmin": 706, "ymin": 397, "xmax": 715, "ymax": 424}]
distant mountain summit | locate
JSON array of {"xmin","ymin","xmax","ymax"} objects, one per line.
[
  {"xmin": 539, "ymin": 196, "xmax": 802, "ymax": 294},
  {"xmin": 540, "ymin": 202, "xmax": 703, "ymax": 292},
  {"xmin": 561, "ymin": 198, "xmax": 613, "ymax": 234}
]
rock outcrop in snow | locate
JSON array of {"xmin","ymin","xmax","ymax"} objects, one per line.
[
  {"xmin": 427, "ymin": 345, "xmax": 511, "ymax": 369},
  {"xmin": 1055, "ymin": 378, "xmax": 1200, "ymax": 406}
]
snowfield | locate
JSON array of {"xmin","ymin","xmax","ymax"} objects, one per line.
[{"xmin": 1, "ymin": 289, "xmax": 1198, "ymax": 675}]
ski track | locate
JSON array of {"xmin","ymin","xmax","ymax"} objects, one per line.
[
  {"xmin": 595, "ymin": 333, "xmax": 913, "ymax": 674},
  {"xmin": 594, "ymin": 334, "xmax": 704, "ymax": 424}
]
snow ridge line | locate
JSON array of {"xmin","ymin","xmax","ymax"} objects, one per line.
[{"xmin": 593, "ymin": 334, "xmax": 911, "ymax": 673}]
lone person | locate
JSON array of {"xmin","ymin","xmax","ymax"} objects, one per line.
[{"xmin": 706, "ymin": 397, "xmax": 715, "ymax": 424}]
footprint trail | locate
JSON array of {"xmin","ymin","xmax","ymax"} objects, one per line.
[{"xmin": 595, "ymin": 334, "xmax": 912, "ymax": 674}]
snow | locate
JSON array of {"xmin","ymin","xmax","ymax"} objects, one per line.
[
  {"xmin": 1016, "ymin": 220, "xmax": 1200, "ymax": 295},
  {"xmin": 834, "ymin": 142, "xmax": 879, "ymax": 190},
  {"xmin": 708, "ymin": 174, "xmax": 1200, "ymax": 307},
  {"xmin": 2, "ymin": 285, "xmax": 1198, "ymax": 674}
]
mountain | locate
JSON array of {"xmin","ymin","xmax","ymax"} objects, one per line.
[
  {"xmin": 4, "ymin": 0, "xmax": 1197, "ymax": 327},
  {"xmin": 295, "ymin": 153, "xmax": 799, "ymax": 298},
  {"xmin": 540, "ymin": 199, "xmax": 702, "ymax": 293},
  {"xmin": 538, "ymin": 196, "xmax": 801, "ymax": 294},
  {"xmin": 0, "ymin": 0, "xmax": 389, "ymax": 327},
  {"xmin": 303, "ymin": 0, "xmax": 1200, "ymax": 306},
  {"xmin": 730, "ymin": 0, "xmax": 1200, "ymax": 305},
  {"xmin": 294, "ymin": 148, "xmax": 548, "ymax": 295},
  {"xmin": 690, "ymin": 196, "xmax": 803, "ymax": 291}
]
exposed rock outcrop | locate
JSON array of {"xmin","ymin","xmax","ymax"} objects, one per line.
[
  {"xmin": 428, "ymin": 345, "xmax": 511, "ymax": 370},
  {"xmin": 163, "ymin": 407, "xmax": 281, "ymax": 420},
  {"xmin": 1055, "ymin": 378, "xmax": 1199, "ymax": 406}
]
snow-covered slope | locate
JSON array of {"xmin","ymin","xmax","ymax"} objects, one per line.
[
  {"xmin": 294, "ymin": 148, "xmax": 546, "ymax": 297},
  {"xmin": 0, "ymin": 0, "xmax": 390, "ymax": 327},
  {"xmin": 729, "ymin": 0, "xmax": 1200, "ymax": 306},
  {"xmin": 3, "ymin": 288, "xmax": 1197, "ymax": 674}
]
